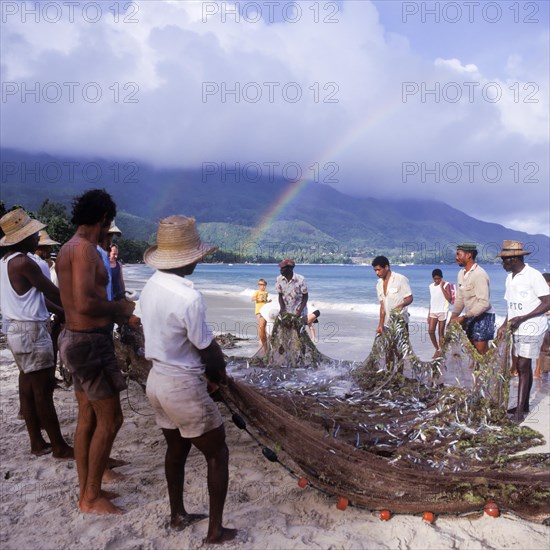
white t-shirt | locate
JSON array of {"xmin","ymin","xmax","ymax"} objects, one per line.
[
  {"xmin": 504, "ymin": 264, "xmax": 549, "ymax": 336},
  {"xmin": 429, "ymin": 282, "xmax": 449, "ymax": 314},
  {"xmin": 140, "ymin": 271, "xmax": 214, "ymax": 375}
]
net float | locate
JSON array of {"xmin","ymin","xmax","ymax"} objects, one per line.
[
  {"xmin": 379, "ymin": 510, "xmax": 391, "ymax": 521},
  {"xmin": 484, "ymin": 502, "xmax": 500, "ymax": 517},
  {"xmin": 298, "ymin": 477, "xmax": 308, "ymax": 489},
  {"xmin": 336, "ymin": 497, "xmax": 349, "ymax": 511},
  {"xmin": 423, "ymin": 511, "xmax": 435, "ymax": 523}
]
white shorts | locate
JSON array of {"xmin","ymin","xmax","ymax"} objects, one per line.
[
  {"xmin": 513, "ymin": 333, "xmax": 545, "ymax": 360},
  {"xmin": 429, "ymin": 312, "xmax": 448, "ymax": 322},
  {"xmin": 146, "ymin": 366, "xmax": 223, "ymax": 439}
]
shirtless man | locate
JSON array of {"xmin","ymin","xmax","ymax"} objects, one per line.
[
  {"xmin": 0, "ymin": 209, "xmax": 73, "ymax": 459},
  {"xmin": 56, "ymin": 190, "xmax": 135, "ymax": 515}
]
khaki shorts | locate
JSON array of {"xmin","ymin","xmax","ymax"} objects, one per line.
[
  {"xmin": 146, "ymin": 366, "xmax": 223, "ymax": 439},
  {"xmin": 513, "ymin": 333, "xmax": 546, "ymax": 360},
  {"xmin": 6, "ymin": 320, "xmax": 54, "ymax": 374}
]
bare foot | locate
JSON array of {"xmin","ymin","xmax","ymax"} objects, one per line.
[
  {"xmin": 432, "ymin": 350, "xmax": 440, "ymax": 359},
  {"xmin": 80, "ymin": 496, "xmax": 124, "ymax": 515},
  {"xmin": 107, "ymin": 457, "xmax": 129, "ymax": 469},
  {"xmin": 102, "ymin": 468, "xmax": 126, "ymax": 483},
  {"xmin": 170, "ymin": 513, "xmax": 208, "ymax": 531},
  {"xmin": 31, "ymin": 443, "xmax": 52, "ymax": 456},
  {"xmin": 204, "ymin": 528, "xmax": 238, "ymax": 545},
  {"xmin": 101, "ymin": 489, "xmax": 120, "ymax": 499},
  {"xmin": 53, "ymin": 445, "xmax": 74, "ymax": 459}
]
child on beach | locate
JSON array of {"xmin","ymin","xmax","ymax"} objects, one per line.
[
  {"xmin": 428, "ymin": 269, "xmax": 452, "ymax": 358},
  {"xmin": 252, "ymin": 279, "xmax": 271, "ymax": 352}
]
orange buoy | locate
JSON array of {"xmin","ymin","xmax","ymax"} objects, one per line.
[
  {"xmin": 379, "ymin": 510, "xmax": 391, "ymax": 521},
  {"xmin": 336, "ymin": 497, "xmax": 349, "ymax": 511},
  {"xmin": 422, "ymin": 511, "xmax": 435, "ymax": 523},
  {"xmin": 484, "ymin": 501, "xmax": 500, "ymax": 518},
  {"xmin": 298, "ymin": 477, "xmax": 308, "ymax": 489}
]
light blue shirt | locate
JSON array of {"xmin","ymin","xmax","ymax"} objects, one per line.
[{"xmin": 97, "ymin": 245, "xmax": 112, "ymax": 301}]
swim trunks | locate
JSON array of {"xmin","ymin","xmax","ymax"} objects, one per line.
[
  {"xmin": 146, "ymin": 366, "xmax": 223, "ymax": 439},
  {"xmin": 6, "ymin": 320, "xmax": 53, "ymax": 374},
  {"xmin": 58, "ymin": 325, "xmax": 127, "ymax": 400},
  {"xmin": 513, "ymin": 333, "xmax": 545, "ymax": 360},
  {"xmin": 463, "ymin": 312, "xmax": 495, "ymax": 342}
]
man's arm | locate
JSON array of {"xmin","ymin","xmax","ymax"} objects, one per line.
[
  {"xmin": 12, "ymin": 254, "xmax": 62, "ymax": 306},
  {"xmin": 296, "ymin": 293, "xmax": 308, "ymax": 317},
  {"xmin": 466, "ymin": 273, "xmax": 491, "ymax": 318},
  {"xmin": 278, "ymin": 293, "xmax": 286, "ymax": 313},
  {"xmin": 397, "ymin": 294, "xmax": 413, "ymax": 310},
  {"xmin": 198, "ymin": 339, "xmax": 227, "ymax": 386},
  {"xmin": 377, "ymin": 302, "xmax": 385, "ymax": 334},
  {"xmin": 71, "ymin": 242, "xmax": 134, "ymax": 320}
]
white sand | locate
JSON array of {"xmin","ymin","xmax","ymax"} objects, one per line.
[{"xmin": 1, "ymin": 294, "xmax": 549, "ymax": 549}]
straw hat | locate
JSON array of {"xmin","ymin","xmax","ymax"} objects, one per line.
[
  {"xmin": 108, "ymin": 220, "xmax": 122, "ymax": 236},
  {"xmin": 496, "ymin": 240, "xmax": 531, "ymax": 257},
  {"xmin": 0, "ymin": 208, "xmax": 46, "ymax": 246},
  {"xmin": 144, "ymin": 215, "xmax": 217, "ymax": 269},
  {"xmin": 279, "ymin": 258, "xmax": 295, "ymax": 268},
  {"xmin": 37, "ymin": 229, "xmax": 60, "ymax": 247}
]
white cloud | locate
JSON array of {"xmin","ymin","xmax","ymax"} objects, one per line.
[{"xmin": 1, "ymin": 0, "xmax": 548, "ymax": 234}]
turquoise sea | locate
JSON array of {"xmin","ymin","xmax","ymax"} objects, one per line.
[{"xmin": 121, "ymin": 262, "xmax": 549, "ymax": 320}]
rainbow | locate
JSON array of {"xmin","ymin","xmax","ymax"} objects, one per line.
[{"xmin": 248, "ymin": 102, "xmax": 400, "ymax": 243}]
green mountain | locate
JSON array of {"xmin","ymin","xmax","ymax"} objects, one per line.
[{"xmin": 1, "ymin": 148, "xmax": 548, "ymax": 265}]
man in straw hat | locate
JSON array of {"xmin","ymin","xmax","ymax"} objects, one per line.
[
  {"xmin": 56, "ymin": 189, "xmax": 135, "ymax": 515},
  {"xmin": 450, "ymin": 243, "xmax": 495, "ymax": 356},
  {"xmin": 496, "ymin": 241, "xmax": 550, "ymax": 423},
  {"xmin": 0, "ymin": 208, "xmax": 73, "ymax": 459},
  {"xmin": 139, "ymin": 215, "xmax": 237, "ymax": 543}
]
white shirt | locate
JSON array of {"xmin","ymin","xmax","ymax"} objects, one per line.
[
  {"xmin": 376, "ymin": 271, "xmax": 412, "ymax": 324},
  {"xmin": 429, "ymin": 282, "xmax": 449, "ymax": 314},
  {"xmin": 29, "ymin": 253, "xmax": 51, "ymax": 279},
  {"xmin": 504, "ymin": 264, "xmax": 549, "ymax": 336},
  {"xmin": 139, "ymin": 271, "xmax": 214, "ymax": 375},
  {"xmin": 275, "ymin": 273, "xmax": 308, "ymax": 316}
]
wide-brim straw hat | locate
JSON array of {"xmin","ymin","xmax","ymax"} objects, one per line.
[
  {"xmin": 144, "ymin": 215, "xmax": 217, "ymax": 270},
  {"xmin": 37, "ymin": 229, "xmax": 60, "ymax": 246},
  {"xmin": 0, "ymin": 208, "xmax": 46, "ymax": 246},
  {"xmin": 108, "ymin": 220, "xmax": 122, "ymax": 236},
  {"xmin": 496, "ymin": 240, "xmax": 531, "ymax": 257}
]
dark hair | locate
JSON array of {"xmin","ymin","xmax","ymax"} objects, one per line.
[
  {"xmin": 543, "ymin": 273, "xmax": 550, "ymax": 283},
  {"xmin": 471, "ymin": 250, "xmax": 478, "ymax": 261},
  {"xmin": 71, "ymin": 189, "xmax": 116, "ymax": 226},
  {"xmin": 312, "ymin": 310, "xmax": 320, "ymax": 318},
  {"xmin": 371, "ymin": 255, "xmax": 389, "ymax": 269},
  {"xmin": 432, "ymin": 269, "xmax": 443, "ymax": 277}
]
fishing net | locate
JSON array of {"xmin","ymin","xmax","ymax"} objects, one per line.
[{"xmin": 115, "ymin": 311, "xmax": 550, "ymax": 523}]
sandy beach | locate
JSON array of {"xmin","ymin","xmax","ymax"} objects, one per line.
[{"xmin": 1, "ymin": 292, "xmax": 549, "ymax": 549}]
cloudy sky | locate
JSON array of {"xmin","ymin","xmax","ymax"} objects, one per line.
[{"xmin": 1, "ymin": 0, "xmax": 549, "ymax": 234}]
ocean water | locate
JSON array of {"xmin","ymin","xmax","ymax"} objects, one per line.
[{"xmin": 122, "ymin": 262, "xmax": 528, "ymax": 321}]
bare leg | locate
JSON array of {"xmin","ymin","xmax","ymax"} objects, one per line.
[
  {"xmin": 190, "ymin": 425, "xmax": 237, "ymax": 544},
  {"xmin": 31, "ymin": 368, "xmax": 73, "ymax": 458},
  {"xmin": 76, "ymin": 392, "xmax": 124, "ymax": 514},
  {"xmin": 513, "ymin": 357, "xmax": 533, "ymax": 422},
  {"xmin": 438, "ymin": 320, "xmax": 446, "ymax": 350},
  {"xmin": 19, "ymin": 372, "xmax": 50, "ymax": 455},
  {"xmin": 162, "ymin": 428, "xmax": 207, "ymax": 530},
  {"xmin": 257, "ymin": 316, "xmax": 267, "ymax": 353},
  {"xmin": 427, "ymin": 317, "xmax": 438, "ymax": 354}
]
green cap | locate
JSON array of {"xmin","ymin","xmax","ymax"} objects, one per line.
[{"xmin": 456, "ymin": 243, "xmax": 477, "ymax": 252}]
